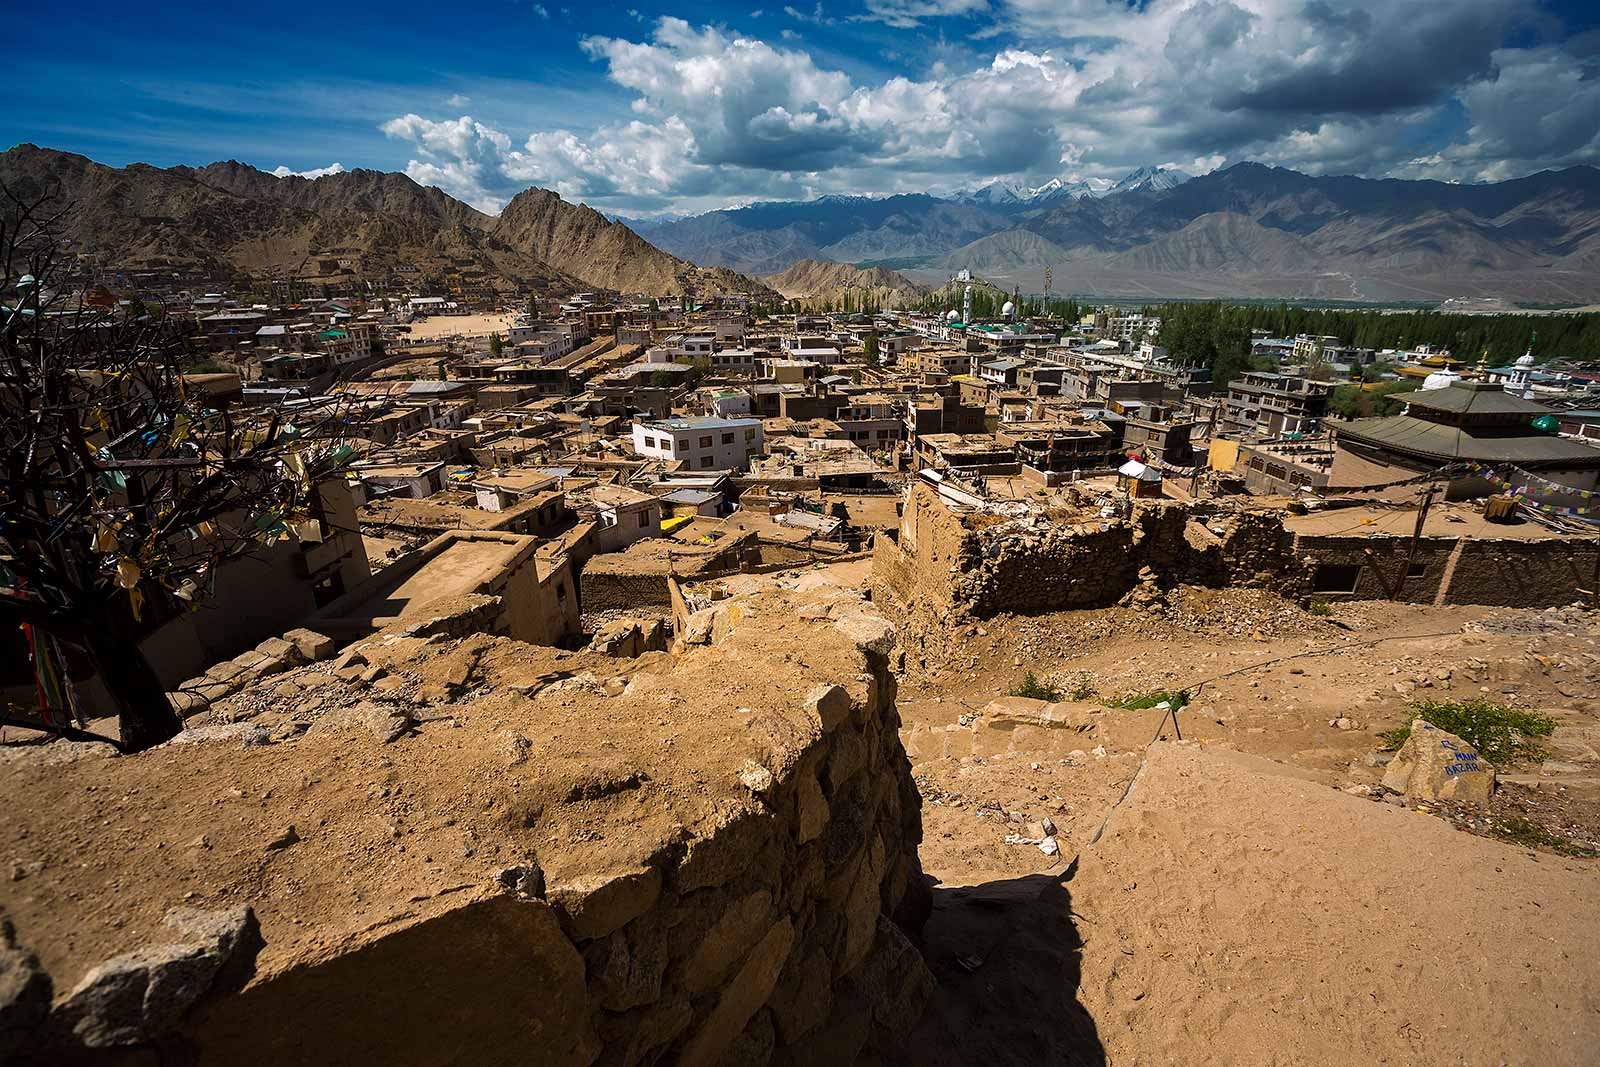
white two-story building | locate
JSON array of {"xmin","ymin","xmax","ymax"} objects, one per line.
[{"xmin": 632, "ymin": 416, "xmax": 765, "ymax": 472}]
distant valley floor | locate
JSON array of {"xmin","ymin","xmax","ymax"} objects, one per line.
[{"xmin": 899, "ymin": 264, "xmax": 1600, "ymax": 305}]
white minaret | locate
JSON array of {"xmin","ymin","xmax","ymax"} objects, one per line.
[{"xmin": 1509, "ymin": 349, "xmax": 1535, "ymax": 398}]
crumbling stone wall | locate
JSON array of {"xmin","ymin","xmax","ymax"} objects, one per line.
[
  {"xmin": 873, "ymin": 483, "xmax": 1310, "ymax": 627},
  {"xmin": 2, "ymin": 586, "xmax": 930, "ymax": 1067},
  {"xmin": 1294, "ymin": 532, "xmax": 1600, "ymax": 606}
]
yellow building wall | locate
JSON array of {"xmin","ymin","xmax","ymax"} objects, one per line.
[{"xmin": 1207, "ymin": 439, "xmax": 1241, "ymax": 473}]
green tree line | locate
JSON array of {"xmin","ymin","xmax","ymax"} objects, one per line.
[{"xmin": 1152, "ymin": 301, "xmax": 1600, "ymax": 366}]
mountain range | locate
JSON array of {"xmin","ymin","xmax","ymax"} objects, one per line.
[
  {"xmin": 5, "ymin": 144, "xmax": 1599, "ymax": 305},
  {"xmin": 629, "ymin": 162, "xmax": 1600, "ymax": 303},
  {"xmin": 949, "ymin": 165, "xmax": 1189, "ymax": 207},
  {"xmin": 0, "ymin": 145, "xmax": 779, "ymax": 300}
]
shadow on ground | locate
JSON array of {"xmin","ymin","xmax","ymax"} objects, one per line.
[{"xmin": 891, "ymin": 864, "xmax": 1105, "ymax": 1065}]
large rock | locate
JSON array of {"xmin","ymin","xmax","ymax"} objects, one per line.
[
  {"xmin": 0, "ymin": 921, "xmax": 52, "ymax": 1060},
  {"xmin": 1382, "ymin": 719, "xmax": 1496, "ymax": 803},
  {"xmin": 842, "ymin": 916, "xmax": 935, "ymax": 1044},
  {"xmin": 678, "ymin": 917, "xmax": 794, "ymax": 1065},
  {"xmin": 282, "ymin": 628, "xmax": 338, "ymax": 662},
  {"xmin": 549, "ymin": 866, "xmax": 663, "ymax": 941},
  {"xmin": 681, "ymin": 890, "xmax": 775, "ymax": 995},
  {"xmin": 51, "ymin": 906, "xmax": 262, "ymax": 1048}
]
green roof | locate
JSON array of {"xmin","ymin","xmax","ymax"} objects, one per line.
[
  {"xmin": 1402, "ymin": 381, "xmax": 1547, "ymax": 416},
  {"xmin": 1335, "ymin": 415, "xmax": 1600, "ymax": 466}
]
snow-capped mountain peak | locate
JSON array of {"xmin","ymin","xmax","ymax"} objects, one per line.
[{"xmin": 1109, "ymin": 166, "xmax": 1191, "ymax": 195}]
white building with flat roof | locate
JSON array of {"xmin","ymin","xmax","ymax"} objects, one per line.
[{"xmin": 632, "ymin": 416, "xmax": 764, "ymax": 472}]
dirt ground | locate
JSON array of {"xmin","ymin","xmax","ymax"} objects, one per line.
[
  {"xmin": 6, "ymin": 551, "xmax": 1598, "ymax": 1064},
  {"xmin": 403, "ymin": 312, "xmax": 518, "ymax": 341},
  {"xmin": 881, "ymin": 586, "xmax": 1600, "ymax": 1066}
]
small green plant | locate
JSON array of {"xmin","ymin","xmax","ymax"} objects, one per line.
[
  {"xmin": 1009, "ymin": 671, "xmax": 1063, "ymax": 702},
  {"xmin": 1491, "ymin": 817, "xmax": 1597, "ymax": 858},
  {"xmin": 1068, "ymin": 672, "xmax": 1099, "ymax": 702},
  {"xmin": 1379, "ymin": 699, "xmax": 1556, "ymax": 764},
  {"xmin": 1308, "ymin": 599, "xmax": 1332, "ymax": 616},
  {"xmin": 1107, "ymin": 690, "xmax": 1189, "ymax": 712}
]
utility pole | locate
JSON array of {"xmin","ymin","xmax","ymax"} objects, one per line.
[{"xmin": 1393, "ymin": 483, "xmax": 1437, "ymax": 600}]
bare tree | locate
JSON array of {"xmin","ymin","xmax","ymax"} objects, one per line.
[{"xmin": 1, "ymin": 188, "xmax": 357, "ymax": 751}]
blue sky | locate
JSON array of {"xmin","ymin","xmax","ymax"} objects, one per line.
[{"xmin": 7, "ymin": 0, "xmax": 1600, "ymax": 215}]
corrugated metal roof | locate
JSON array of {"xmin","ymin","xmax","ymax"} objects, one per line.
[{"xmin": 1336, "ymin": 415, "xmax": 1600, "ymax": 465}]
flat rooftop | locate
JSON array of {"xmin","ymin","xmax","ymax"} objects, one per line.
[
  {"xmin": 642, "ymin": 416, "xmax": 760, "ymax": 431},
  {"xmin": 1285, "ymin": 502, "xmax": 1595, "ymax": 542}
]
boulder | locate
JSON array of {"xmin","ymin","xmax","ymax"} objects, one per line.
[
  {"xmin": 832, "ymin": 613, "xmax": 896, "ymax": 657},
  {"xmin": 795, "ymin": 773, "xmax": 830, "ymax": 844},
  {"xmin": 681, "ymin": 889, "xmax": 775, "ymax": 995},
  {"xmin": 682, "ymin": 607, "xmax": 718, "ymax": 646},
  {"xmin": 162, "ymin": 723, "xmax": 271, "ymax": 749},
  {"xmin": 50, "ymin": 906, "xmax": 261, "ymax": 1049},
  {"xmin": 1381, "ymin": 719, "xmax": 1496, "ymax": 803},
  {"xmin": 282, "ymin": 628, "xmax": 338, "ymax": 662},
  {"xmin": 253, "ymin": 636, "xmax": 304, "ymax": 666}
]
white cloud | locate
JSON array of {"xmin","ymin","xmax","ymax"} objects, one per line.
[
  {"xmin": 270, "ymin": 162, "xmax": 346, "ymax": 180},
  {"xmin": 381, "ymin": 114, "xmax": 525, "ymax": 211},
  {"xmin": 377, "ymin": 3, "xmax": 1596, "ymax": 215},
  {"xmin": 858, "ymin": 0, "xmax": 989, "ymax": 30}
]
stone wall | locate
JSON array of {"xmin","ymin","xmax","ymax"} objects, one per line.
[
  {"xmin": 1, "ymin": 585, "xmax": 930, "ymax": 1067},
  {"xmin": 1295, "ymin": 532, "xmax": 1600, "ymax": 607},
  {"xmin": 873, "ymin": 482, "xmax": 1309, "ymax": 627}
]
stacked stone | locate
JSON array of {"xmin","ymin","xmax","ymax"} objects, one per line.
[
  {"xmin": 546, "ymin": 605, "xmax": 933, "ymax": 1066},
  {"xmin": 0, "ymin": 593, "xmax": 933, "ymax": 1067}
]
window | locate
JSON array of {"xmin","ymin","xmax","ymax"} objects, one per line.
[
  {"xmin": 700, "ymin": 456, "xmax": 714, "ymax": 468},
  {"xmin": 638, "ymin": 511, "xmax": 650, "ymax": 528},
  {"xmin": 1311, "ymin": 564, "xmax": 1362, "ymax": 594},
  {"xmin": 1407, "ymin": 562, "xmax": 1426, "ymax": 578},
  {"xmin": 312, "ymin": 571, "xmax": 346, "ymax": 609},
  {"xmin": 699, "ymin": 435, "xmax": 713, "ymax": 448},
  {"xmin": 722, "ymin": 433, "xmax": 734, "ymax": 445},
  {"xmin": 745, "ymin": 428, "xmax": 757, "ymax": 441}
]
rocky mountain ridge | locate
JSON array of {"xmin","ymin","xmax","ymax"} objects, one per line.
[
  {"xmin": 632, "ymin": 161, "xmax": 1600, "ymax": 302},
  {"xmin": 0, "ymin": 145, "xmax": 778, "ymax": 300}
]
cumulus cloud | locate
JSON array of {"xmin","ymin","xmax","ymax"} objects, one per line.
[
  {"xmin": 378, "ymin": 3, "xmax": 1598, "ymax": 215},
  {"xmin": 271, "ymin": 163, "xmax": 346, "ymax": 179}
]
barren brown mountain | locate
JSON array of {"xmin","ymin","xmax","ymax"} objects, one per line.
[
  {"xmin": 493, "ymin": 188, "xmax": 779, "ymax": 300},
  {"xmin": 0, "ymin": 145, "xmax": 583, "ymax": 294},
  {"xmin": 0, "ymin": 145, "xmax": 779, "ymax": 300},
  {"xmin": 759, "ymin": 257, "xmax": 925, "ymax": 306}
]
